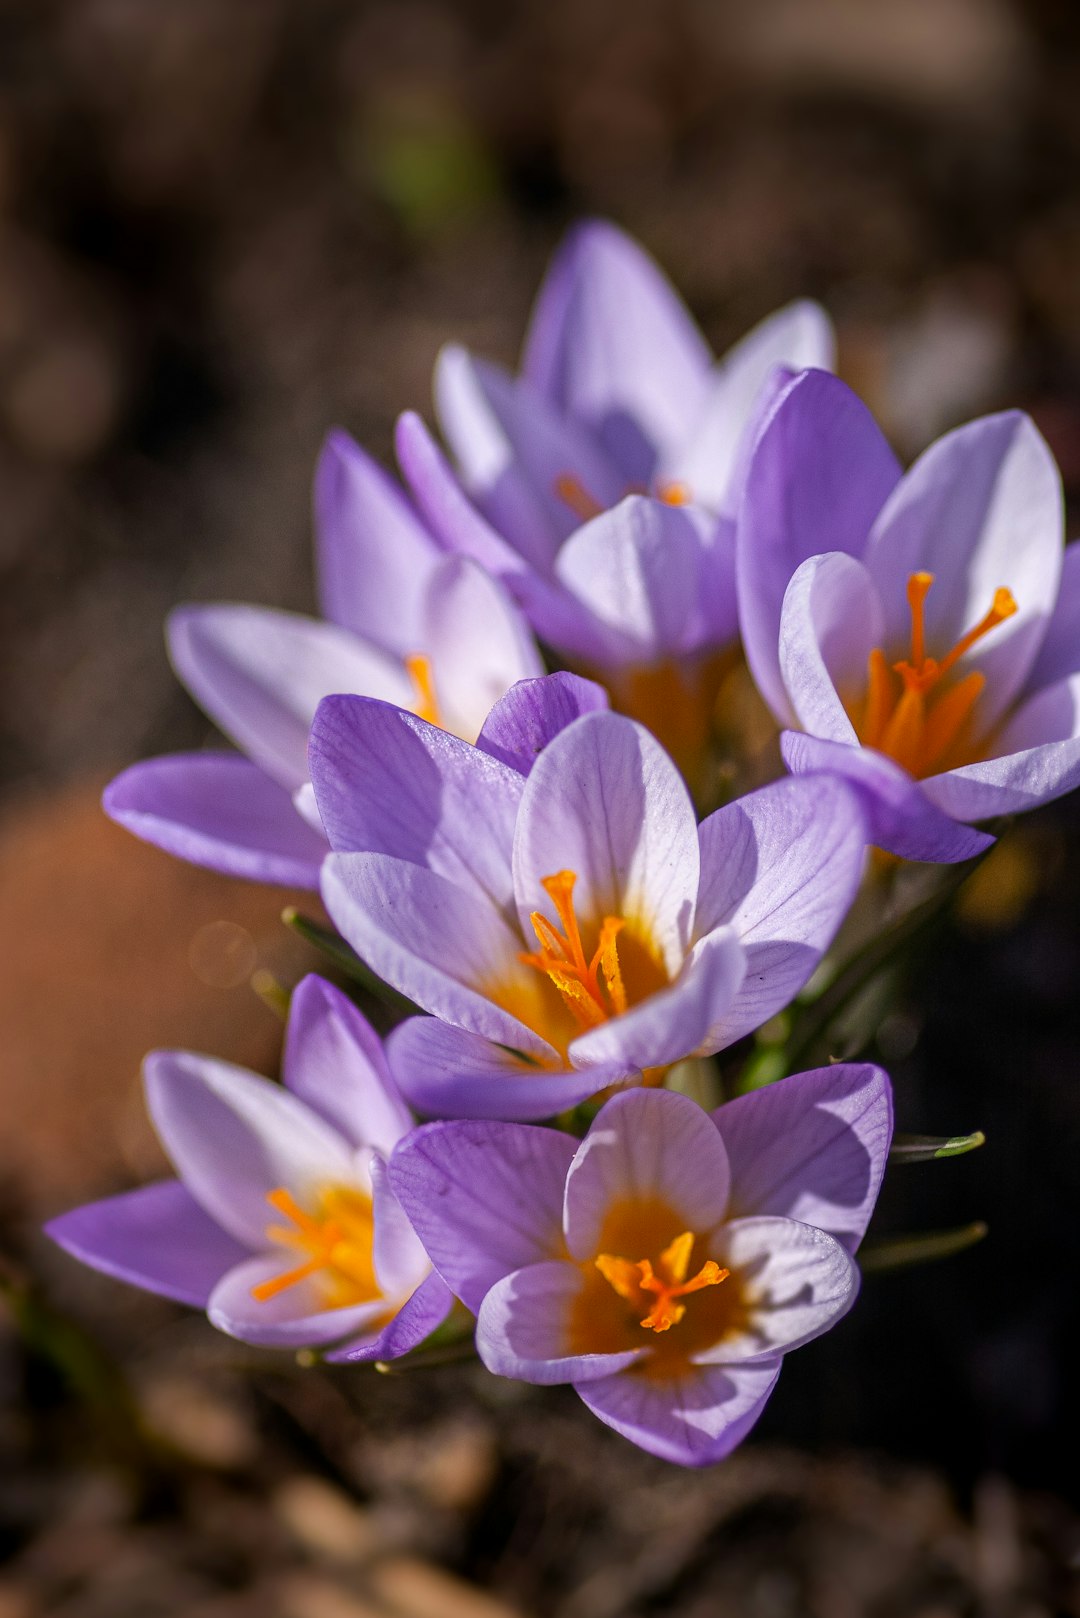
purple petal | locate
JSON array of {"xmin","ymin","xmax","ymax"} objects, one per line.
[
  {"xmin": 313, "ymin": 428, "xmax": 440, "ymax": 657},
  {"xmin": 328, "ymin": 1269, "xmax": 454, "ymax": 1363},
  {"xmin": 567, "ymin": 927, "xmax": 746, "ymax": 1071},
  {"xmin": 862, "ymin": 412, "xmax": 1063, "ymax": 733},
  {"xmin": 714, "ymin": 1063, "xmax": 893, "ymax": 1252},
  {"xmin": 779, "ymin": 552, "xmax": 882, "ymax": 743},
  {"xmin": 435, "ymin": 346, "xmax": 624, "ymax": 568},
  {"xmin": 563, "ymin": 1088, "xmax": 732, "ymax": 1262},
  {"xmin": 1027, "ymin": 541, "xmax": 1080, "ymax": 692},
  {"xmin": 103, "ymin": 753, "xmax": 326, "ymax": 888},
  {"xmin": 46, "ymin": 1181, "xmax": 247, "ymax": 1308},
  {"xmin": 920, "ymin": 692, "xmax": 1080, "ymax": 821},
  {"xmin": 387, "ymin": 1017, "xmax": 636, "ymax": 1122},
  {"xmin": 512, "ymin": 711, "xmax": 700, "ymax": 978},
  {"xmin": 309, "ymin": 695, "xmax": 522, "ymax": 910},
  {"xmin": 695, "ymin": 1216, "xmax": 859, "ymax": 1364},
  {"xmin": 477, "ymin": 1261, "xmax": 645, "ymax": 1384},
  {"xmin": 737, "ymin": 370, "xmax": 901, "ymax": 725},
  {"xmin": 370, "ymin": 1154, "xmax": 431, "ymax": 1299},
  {"xmin": 693, "ymin": 774, "xmax": 867, "ymax": 1045},
  {"xmin": 168, "ymin": 604, "xmax": 410, "ymax": 791},
  {"xmin": 476, "ymin": 672, "xmax": 609, "ymax": 775},
  {"xmin": 282, "ymin": 975, "xmax": 411, "ymax": 1154},
  {"xmin": 420, "ymin": 556, "xmax": 543, "ymax": 739},
  {"xmin": 145, "ymin": 1051, "xmax": 353, "ymax": 1248},
  {"xmin": 577, "ymin": 1358, "xmax": 781, "ymax": 1467},
  {"xmin": 389, "ymin": 1119, "xmax": 577, "ymax": 1311},
  {"xmin": 207, "ymin": 1254, "xmax": 391, "ymax": 1348},
  {"xmin": 780, "ymin": 731, "xmax": 995, "ymax": 863},
  {"xmin": 664, "ymin": 300, "xmax": 835, "ymax": 515},
  {"xmin": 554, "ymin": 496, "xmax": 733, "ymax": 663},
  {"xmin": 321, "ymin": 852, "xmax": 553, "ymax": 1057},
  {"xmin": 521, "ymin": 219, "xmax": 712, "ymax": 481}
]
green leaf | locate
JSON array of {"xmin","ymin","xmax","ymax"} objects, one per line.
[
  {"xmin": 860, "ymin": 1220, "xmax": 988, "ymax": 1273},
  {"xmin": 890, "ymin": 1130, "xmax": 986, "ymax": 1163},
  {"xmin": 282, "ymin": 908, "xmax": 421, "ymax": 1015}
]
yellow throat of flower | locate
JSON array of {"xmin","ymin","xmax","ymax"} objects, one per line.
[
  {"xmin": 251, "ymin": 1184, "xmax": 383, "ymax": 1311},
  {"xmin": 851, "ymin": 570, "xmax": 1017, "ymax": 778}
]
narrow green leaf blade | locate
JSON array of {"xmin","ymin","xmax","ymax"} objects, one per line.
[
  {"xmin": 860, "ymin": 1221, "xmax": 988, "ymax": 1273},
  {"xmin": 890, "ymin": 1130, "xmax": 986, "ymax": 1163},
  {"xmin": 282, "ymin": 908, "xmax": 421, "ymax": 1014}
]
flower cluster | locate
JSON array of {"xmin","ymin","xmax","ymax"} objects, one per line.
[{"xmin": 49, "ymin": 221, "xmax": 1075, "ymax": 1465}]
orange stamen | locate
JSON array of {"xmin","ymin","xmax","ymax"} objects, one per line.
[
  {"xmin": 656, "ymin": 479, "xmax": 691, "ymax": 506},
  {"xmin": 554, "ymin": 473, "xmax": 604, "ymax": 523},
  {"xmin": 404, "ymin": 653, "xmax": 444, "ymax": 727},
  {"xmin": 250, "ymin": 1185, "xmax": 379, "ymax": 1307},
  {"xmin": 595, "ymin": 1229, "xmax": 729, "ymax": 1333},
  {"xmin": 519, "ymin": 870, "xmax": 628, "ymax": 1032}
]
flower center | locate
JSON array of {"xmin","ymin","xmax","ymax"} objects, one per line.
[
  {"xmin": 852, "ymin": 570, "xmax": 1017, "ymax": 778},
  {"xmin": 404, "ymin": 652, "xmax": 444, "ymax": 728},
  {"xmin": 251, "ymin": 1184, "xmax": 382, "ymax": 1310},
  {"xmin": 553, "ymin": 472, "xmax": 691, "ymax": 524},
  {"xmin": 595, "ymin": 1229, "xmax": 729, "ymax": 1333},
  {"xmin": 519, "ymin": 869, "xmax": 631, "ymax": 1032}
]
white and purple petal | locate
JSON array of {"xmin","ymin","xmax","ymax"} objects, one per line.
[
  {"xmin": 282, "ymin": 974, "xmax": 411, "ymax": 1154},
  {"xmin": 328, "ymin": 1270, "xmax": 455, "ymax": 1364},
  {"xmin": 477, "ymin": 1261, "xmax": 645, "ymax": 1384},
  {"xmin": 576, "ymin": 1358, "xmax": 781, "ymax": 1468}
]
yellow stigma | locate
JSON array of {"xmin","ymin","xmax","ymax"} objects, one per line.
[
  {"xmin": 853, "ymin": 570, "xmax": 1017, "ymax": 778},
  {"xmin": 594, "ymin": 1229, "xmax": 729, "ymax": 1333},
  {"xmin": 404, "ymin": 652, "xmax": 444, "ymax": 728},
  {"xmin": 519, "ymin": 869, "xmax": 628, "ymax": 1032},
  {"xmin": 251, "ymin": 1185, "xmax": 381, "ymax": 1309}
]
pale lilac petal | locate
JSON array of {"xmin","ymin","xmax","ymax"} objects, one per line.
[
  {"xmin": 567, "ymin": 927, "xmax": 746, "ymax": 1070},
  {"xmin": 476, "ymin": 672, "xmax": 609, "ymax": 774},
  {"xmin": 477, "ymin": 1262, "xmax": 645, "ymax": 1384},
  {"xmin": 435, "ymin": 346, "xmax": 624, "ymax": 568},
  {"xmin": 144, "ymin": 1051, "xmax": 353, "ymax": 1248},
  {"xmin": 737, "ymin": 370, "xmax": 901, "ymax": 724},
  {"xmin": 309, "ymin": 696, "xmax": 522, "ymax": 910},
  {"xmin": 554, "ymin": 496, "xmax": 731, "ymax": 663},
  {"xmin": 168, "ymin": 604, "xmax": 410, "ymax": 791},
  {"xmin": 694, "ymin": 1216, "xmax": 859, "ymax": 1364},
  {"xmin": 328, "ymin": 1270, "xmax": 455, "ymax": 1363},
  {"xmin": 577, "ymin": 1359, "xmax": 781, "ymax": 1467},
  {"xmin": 321, "ymin": 853, "xmax": 553, "ymax": 1057},
  {"xmin": 563, "ymin": 1088, "xmax": 732, "ymax": 1262},
  {"xmin": 420, "ymin": 556, "xmax": 543, "ymax": 741},
  {"xmin": 370, "ymin": 1155, "xmax": 431, "ymax": 1299},
  {"xmin": 282, "ymin": 975, "xmax": 411, "ymax": 1154},
  {"xmin": 714, "ymin": 1063, "xmax": 893, "ymax": 1252},
  {"xmin": 389, "ymin": 1119, "xmax": 577, "ymax": 1311},
  {"xmin": 521, "ymin": 219, "xmax": 712, "ymax": 480},
  {"xmin": 103, "ymin": 754, "xmax": 326, "ymax": 888},
  {"xmin": 1027, "ymin": 542, "xmax": 1080, "ymax": 691},
  {"xmin": 397, "ymin": 409, "xmax": 611, "ymax": 661},
  {"xmin": 920, "ymin": 695, "xmax": 1080, "ymax": 820},
  {"xmin": 387, "ymin": 1017, "xmax": 636, "ymax": 1122},
  {"xmin": 207, "ymin": 1254, "xmax": 390, "ymax": 1348},
  {"xmin": 664, "ymin": 300, "xmax": 835, "ymax": 515},
  {"xmin": 513, "ymin": 712, "xmax": 700, "ymax": 977},
  {"xmin": 693, "ymin": 774, "xmax": 866, "ymax": 1045},
  {"xmin": 863, "ymin": 412, "xmax": 1063, "ymax": 732},
  {"xmin": 780, "ymin": 731, "xmax": 994, "ymax": 863},
  {"xmin": 46, "ymin": 1181, "xmax": 247, "ymax": 1308},
  {"xmin": 779, "ymin": 553, "xmax": 882, "ymax": 743},
  {"xmin": 313, "ymin": 428, "xmax": 439, "ymax": 656}
]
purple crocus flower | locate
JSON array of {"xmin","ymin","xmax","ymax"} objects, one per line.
[
  {"xmin": 395, "ymin": 221, "xmax": 833, "ymax": 776},
  {"xmin": 738, "ymin": 369, "xmax": 1080, "ymax": 862},
  {"xmin": 104, "ymin": 429, "xmax": 542, "ymax": 889},
  {"xmin": 390, "ymin": 1068, "xmax": 892, "ymax": 1465},
  {"xmin": 46, "ymin": 975, "xmax": 452, "ymax": 1358},
  {"xmin": 311, "ymin": 703, "xmax": 867, "ymax": 1120}
]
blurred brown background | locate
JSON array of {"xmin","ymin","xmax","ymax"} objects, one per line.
[{"xmin": 3, "ymin": 1, "xmax": 1080, "ymax": 1613}]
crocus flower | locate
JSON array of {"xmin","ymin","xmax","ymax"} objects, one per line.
[
  {"xmin": 104, "ymin": 429, "xmax": 542, "ymax": 888},
  {"xmin": 738, "ymin": 369, "xmax": 1080, "ymax": 862},
  {"xmin": 46, "ymin": 975, "xmax": 451, "ymax": 1357},
  {"xmin": 312, "ymin": 702, "xmax": 866, "ymax": 1119},
  {"xmin": 390, "ymin": 1068, "xmax": 892, "ymax": 1465},
  {"xmin": 395, "ymin": 220, "xmax": 833, "ymax": 778}
]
